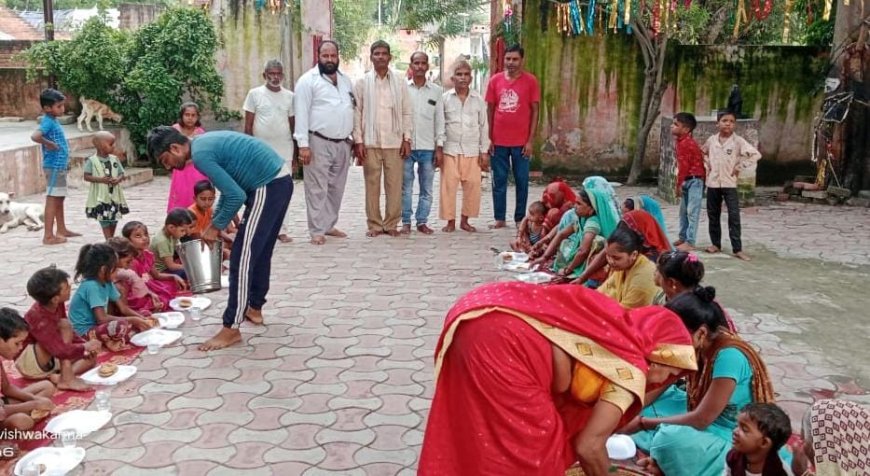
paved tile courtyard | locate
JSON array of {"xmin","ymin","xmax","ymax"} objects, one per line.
[{"xmin": 0, "ymin": 169, "xmax": 868, "ymax": 475}]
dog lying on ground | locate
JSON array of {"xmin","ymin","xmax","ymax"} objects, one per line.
[
  {"xmin": 0, "ymin": 192, "xmax": 45, "ymax": 233},
  {"xmin": 77, "ymin": 97, "xmax": 123, "ymax": 131}
]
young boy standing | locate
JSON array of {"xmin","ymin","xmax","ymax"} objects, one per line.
[
  {"xmin": 16, "ymin": 267, "xmax": 101, "ymax": 392},
  {"xmin": 725, "ymin": 403, "xmax": 791, "ymax": 476},
  {"xmin": 703, "ymin": 111, "xmax": 762, "ymax": 261},
  {"xmin": 672, "ymin": 112, "xmax": 705, "ymax": 253},
  {"xmin": 30, "ymin": 89, "xmax": 81, "ymax": 245}
]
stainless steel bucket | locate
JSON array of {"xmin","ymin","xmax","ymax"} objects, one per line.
[{"xmin": 177, "ymin": 239, "xmax": 223, "ymax": 294}]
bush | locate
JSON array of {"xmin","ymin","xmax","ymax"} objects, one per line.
[{"xmin": 25, "ymin": 8, "xmax": 240, "ymax": 160}]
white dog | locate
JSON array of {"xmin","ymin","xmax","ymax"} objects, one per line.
[
  {"xmin": 0, "ymin": 192, "xmax": 45, "ymax": 233},
  {"xmin": 77, "ymin": 97, "xmax": 123, "ymax": 132}
]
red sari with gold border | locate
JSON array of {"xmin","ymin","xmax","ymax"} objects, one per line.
[{"xmin": 419, "ymin": 282, "xmax": 695, "ymax": 476}]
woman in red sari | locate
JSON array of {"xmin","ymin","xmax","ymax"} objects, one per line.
[{"xmin": 419, "ymin": 282, "xmax": 698, "ymax": 476}]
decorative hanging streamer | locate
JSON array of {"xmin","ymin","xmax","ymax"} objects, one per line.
[
  {"xmin": 652, "ymin": 0, "xmax": 661, "ymax": 35},
  {"xmin": 609, "ymin": 0, "xmax": 619, "ymax": 31},
  {"xmin": 570, "ymin": 0, "xmax": 584, "ymax": 35},
  {"xmin": 806, "ymin": 0, "xmax": 813, "ymax": 25},
  {"xmin": 661, "ymin": 0, "xmax": 670, "ymax": 33},
  {"xmin": 587, "ymin": 0, "xmax": 597, "ymax": 34},
  {"xmin": 782, "ymin": 0, "xmax": 795, "ymax": 42},
  {"xmin": 822, "ymin": 0, "xmax": 832, "ymax": 20},
  {"xmin": 733, "ymin": 0, "xmax": 749, "ymax": 38},
  {"xmin": 625, "ymin": 0, "xmax": 631, "ymax": 25}
]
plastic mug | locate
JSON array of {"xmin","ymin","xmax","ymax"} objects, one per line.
[
  {"xmin": 189, "ymin": 306, "xmax": 202, "ymax": 321},
  {"xmin": 95, "ymin": 389, "xmax": 110, "ymax": 412},
  {"xmin": 60, "ymin": 429, "xmax": 77, "ymax": 448}
]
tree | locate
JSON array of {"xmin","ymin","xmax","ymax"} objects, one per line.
[
  {"xmin": 333, "ymin": 0, "xmax": 378, "ymax": 60},
  {"xmin": 25, "ymin": 8, "xmax": 238, "ymax": 157}
]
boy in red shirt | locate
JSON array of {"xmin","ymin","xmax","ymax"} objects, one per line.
[
  {"xmin": 485, "ymin": 44, "xmax": 540, "ymax": 229},
  {"xmin": 15, "ymin": 267, "xmax": 101, "ymax": 392},
  {"xmin": 672, "ymin": 112, "xmax": 705, "ymax": 251}
]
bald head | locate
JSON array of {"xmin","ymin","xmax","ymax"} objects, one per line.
[{"xmin": 93, "ymin": 131, "xmax": 116, "ymax": 155}]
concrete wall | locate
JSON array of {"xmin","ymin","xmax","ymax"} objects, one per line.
[
  {"xmin": 212, "ymin": 0, "xmax": 303, "ymax": 112},
  {"xmin": 0, "ymin": 126, "xmax": 131, "ymax": 197}
]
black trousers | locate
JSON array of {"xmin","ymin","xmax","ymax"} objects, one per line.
[{"xmin": 706, "ymin": 187, "xmax": 742, "ymax": 252}]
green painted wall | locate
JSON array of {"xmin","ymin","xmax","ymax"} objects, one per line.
[{"xmin": 518, "ymin": 0, "xmax": 827, "ymax": 182}]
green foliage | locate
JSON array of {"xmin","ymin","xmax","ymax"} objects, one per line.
[
  {"xmin": 803, "ymin": 19, "xmax": 834, "ymax": 48},
  {"xmin": 25, "ymin": 8, "xmax": 239, "ymax": 158},
  {"xmin": 333, "ymin": 0, "xmax": 378, "ymax": 60},
  {"xmin": 2, "ymin": 0, "xmax": 170, "ymax": 11},
  {"xmin": 671, "ymin": 3, "xmax": 712, "ymax": 45}
]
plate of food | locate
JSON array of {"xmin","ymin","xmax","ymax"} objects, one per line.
[
  {"xmin": 154, "ymin": 312, "xmax": 185, "ymax": 329},
  {"xmin": 515, "ymin": 272, "xmax": 554, "ymax": 284},
  {"xmin": 14, "ymin": 447, "xmax": 86, "ymax": 476},
  {"xmin": 45, "ymin": 410, "xmax": 111, "ymax": 437},
  {"xmin": 81, "ymin": 363, "xmax": 137, "ymax": 385},
  {"xmin": 503, "ymin": 261, "xmax": 533, "ymax": 273},
  {"xmin": 130, "ymin": 329, "xmax": 183, "ymax": 348},
  {"xmin": 170, "ymin": 296, "xmax": 211, "ymax": 312}
]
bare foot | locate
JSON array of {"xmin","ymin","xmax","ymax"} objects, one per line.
[
  {"xmin": 310, "ymin": 235, "xmax": 326, "ymax": 245},
  {"xmin": 277, "ymin": 234, "xmax": 293, "ymax": 243},
  {"xmin": 733, "ymin": 251, "xmax": 751, "ymax": 261},
  {"xmin": 43, "ymin": 236, "xmax": 67, "ymax": 245},
  {"xmin": 326, "ymin": 228, "xmax": 347, "ymax": 238},
  {"xmin": 442, "ymin": 221, "xmax": 456, "ymax": 233},
  {"xmin": 460, "ymin": 222, "xmax": 477, "ymax": 233},
  {"xmin": 705, "ymin": 245, "xmax": 721, "ymax": 254},
  {"xmin": 386, "ymin": 229, "xmax": 400, "ymax": 237},
  {"xmin": 60, "ymin": 230, "xmax": 82, "ymax": 237},
  {"xmin": 366, "ymin": 230, "xmax": 382, "ymax": 238},
  {"xmin": 417, "ymin": 224, "xmax": 434, "ymax": 235},
  {"xmin": 400, "ymin": 224, "xmax": 412, "ymax": 235},
  {"xmin": 57, "ymin": 378, "xmax": 92, "ymax": 392},
  {"xmin": 676, "ymin": 243, "xmax": 695, "ymax": 252},
  {"xmin": 245, "ymin": 307, "xmax": 263, "ymax": 325},
  {"xmin": 488, "ymin": 221, "xmax": 507, "ymax": 229},
  {"xmin": 199, "ymin": 327, "xmax": 242, "ymax": 351}
]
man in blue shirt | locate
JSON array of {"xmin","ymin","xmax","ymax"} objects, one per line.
[{"xmin": 147, "ymin": 127, "xmax": 293, "ymax": 351}]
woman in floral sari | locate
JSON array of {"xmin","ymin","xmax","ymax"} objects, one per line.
[
  {"xmin": 623, "ymin": 194, "xmax": 670, "ymax": 244},
  {"xmin": 419, "ymin": 282, "xmax": 699, "ymax": 476}
]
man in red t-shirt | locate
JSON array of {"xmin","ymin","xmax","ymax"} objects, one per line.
[{"xmin": 485, "ymin": 44, "xmax": 540, "ymax": 229}]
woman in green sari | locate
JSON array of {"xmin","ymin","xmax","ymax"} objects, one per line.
[{"xmin": 531, "ymin": 185, "xmax": 620, "ymax": 278}]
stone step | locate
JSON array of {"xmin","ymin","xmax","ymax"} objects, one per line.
[{"xmin": 66, "ymin": 149, "xmax": 153, "ymax": 190}]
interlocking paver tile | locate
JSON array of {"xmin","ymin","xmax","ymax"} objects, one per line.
[
  {"xmin": 131, "ymin": 441, "xmax": 182, "ymax": 467},
  {"xmin": 141, "ymin": 427, "xmax": 203, "ymax": 444},
  {"xmin": 354, "ymin": 447, "xmax": 418, "ymax": 467},
  {"xmin": 280, "ymin": 411, "xmax": 338, "ymax": 427},
  {"xmin": 190, "ymin": 423, "xmax": 241, "ymax": 448},
  {"xmin": 315, "ymin": 427, "xmax": 376, "ymax": 446}
]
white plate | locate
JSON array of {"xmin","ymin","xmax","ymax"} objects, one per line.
[
  {"xmin": 606, "ymin": 434, "xmax": 637, "ymax": 460},
  {"xmin": 45, "ymin": 410, "xmax": 111, "ymax": 437},
  {"xmin": 515, "ymin": 272, "xmax": 553, "ymax": 284},
  {"xmin": 154, "ymin": 312, "xmax": 185, "ymax": 329},
  {"xmin": 503, "ymin": 261, "xmax": 533, "ymax": 273},
  {"xmin": 14, "ymin": 447, "xmax": 86, "ymax": 476},
  {"xmin": 169, "ymin": 296, "xmax": 212, "ymax": 312},
  {"xmin": 130, "ymin": 329, "xmax": 183, "ymax": 347},
  {"xmin": 80, "ymin": 364, "xmax": 137, "ymax": 386}
]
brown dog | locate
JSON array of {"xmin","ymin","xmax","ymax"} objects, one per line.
[{"xmin": 77, "ymin": 97, "xmax": 123, "ymax": 131}]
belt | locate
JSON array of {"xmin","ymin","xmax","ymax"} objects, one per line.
[
  {"xmin": 311, "ymin": 131, "xmax": 349, "ymax": 143},
  {"xmin": 685, "ymin": 175, "xmax": 704, "ymax": 181}
]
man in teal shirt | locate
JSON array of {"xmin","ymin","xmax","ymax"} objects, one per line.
[{"xmin": 147, "ymin": 127, "xmax": 293, "ymax": 350}]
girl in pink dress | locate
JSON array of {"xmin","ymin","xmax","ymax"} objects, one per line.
[
  {"xmin": 167, "ymin": 102, "xmax": 207, "ymax": 212},
  {"xmin": 121, "ymin": 221, "xmax": 188, "ymax": 305}
]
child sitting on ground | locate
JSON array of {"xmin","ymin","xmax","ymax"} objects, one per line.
[
  {"xmin": 68, "ymin": 243, "xmax": 151, "ymax": 351},
  {"xmin": 150, "ymin": 208, "xmax": 194, "ymax": 279},
  {"xmin": 188, "ymin": 180, "xmax": 235, "ymax": 260},
  {"xmin": 14, "ymin": 267, "xmax": 101, "ymax": 392},
  {"xmin": 510, "ymin": 201, "xmax": 546, "ymax": 253},
  {"xmin": 725, "ymin": 402, "xmax": 791, "ymax": 476},
  {"xmin": 122, "ymin": 221, "xmax": 187, "ymax": 304},
  {"xmin": 0, "ymin": 308, "xmax": 56, "ymax": 433},
  {"xmin": 83, "ymin": 131, "xmax": 129, "ymax": 239},
  {"xmin": 702, "ymin": 111, "xmax": 762, "ymax": 261},
  {"xmin": 108, "ymin": 237, "xmax": 167, "ymax": 315}
]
